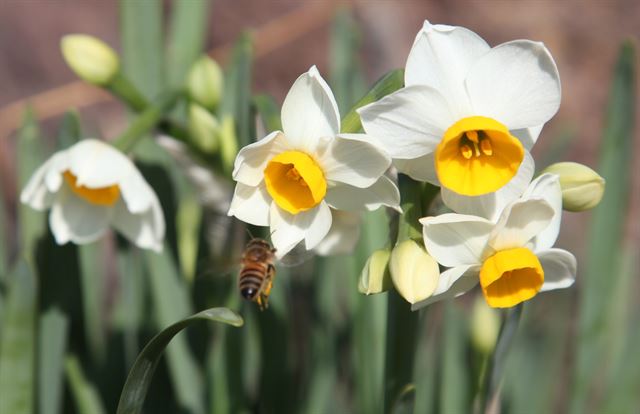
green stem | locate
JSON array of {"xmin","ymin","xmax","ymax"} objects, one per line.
[
  {"xmin": 480, "ymin": 304, "xmax": 524, "ymax": 414},
  {"xmin": 113, "ymin": 90, "xmax": 181, "ymax": 153},
  {"xmin": 383, "ymin": 175, "xmax": 437, "ymax": 413},
  {"xmin": 396, "ymin": 174, "xmax": 424, "ymax": 244},
  {"xmin": 108, "ymin": 73, "xmax": 149, "ymax": 112}
]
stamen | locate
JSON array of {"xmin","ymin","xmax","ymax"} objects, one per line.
[
  {"xmin": 473, "ymin": 141, "xmax": 481, "ymax": 157},
  {"xmin": 480, "ymin": 138, "xmax": 493, "ymax": 156},
  {"xmin": 460, "ymin": 144, "xmax": 473, "ymax": 159},
  {"xmin": 466, "ymin": 130, "xmax": 479, "ymax": 143},
  {"xmin": 286, "ymin": 167, "xmax": 302, "ymax": 182}
]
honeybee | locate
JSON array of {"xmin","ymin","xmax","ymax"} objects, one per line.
[{"xmin": 238, "ymin": 238, "xmax": 277, "ymax": 310}]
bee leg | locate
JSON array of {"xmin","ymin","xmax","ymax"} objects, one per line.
[{"xmin": 256, "ymin": 295, "xmax": 265, "ymax": 311}]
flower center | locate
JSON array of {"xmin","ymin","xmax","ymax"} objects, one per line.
[
  {"xmin": 63, "ymin": 171, "xmax": 120, "ymax": 206},
  {"xmin": 434, "ymin": 116, "xmax": 524, "ymax": 196},
  {"xmin": 479, "ymin": 247, "xmax": 544, "ymax": 308},
  {"xmin": 264, "ymin": 150, "xmax": 326, "ymax": 214}
]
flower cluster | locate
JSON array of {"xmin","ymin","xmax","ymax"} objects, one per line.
[{"xmin": 21, "ymin": 21, "xmax": 604, "ymax": 311}]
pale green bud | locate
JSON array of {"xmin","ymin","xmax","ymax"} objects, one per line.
[
  {"xmin": 389, "ymin": 240, "xmax": 440, "ymax": 304},
  {"xmin": 61, "ymin": 34, "xmax": 119, "ymax": 86},
  {"xmin": 219, "ymin": 115, "xmax": 238, "ymax": 175},
  {"xmin": 542, "ymin": 162, "xmax": 606, "ymax": 212},
  {"xmin": 188, "ymin": 104, "xmax": 220, "ymax": 154},
  {"xmin": 359, "ymin": 248, "xmax": 392, "ymax": 295},
  {"xmin": 187, "ymin": 56, "xmax": 224, "ymax": 110},
  {"xmin": 470, "ymin": 296, "xmax": 500, "ymax": 355}
]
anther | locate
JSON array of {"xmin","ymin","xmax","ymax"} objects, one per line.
[
  {"xmin": 466, "ymin": 130, "xmax": 479, "ymax": 143},
  {"xmin": 461, "ymin": 144, "xmax": 473, "ymax": 159},
  {"xmin": 480, "ymin": 139, "xmax": 493, "ymax": 156}
]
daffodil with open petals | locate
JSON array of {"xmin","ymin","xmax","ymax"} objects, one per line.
[
  {"xmin": 414, "ymin": 174, "xmax": 576, "ymax": 310},
  {"xmin": 21, "ymin": 139, "xmax": 165, "ymax": 251},
  {"xmin": 358, "ymin": 21, "xmax": 561, "ymax": 206},
  {"xmin": 228, "ymin": 66, "xmax": 400, "ymax": 258}
]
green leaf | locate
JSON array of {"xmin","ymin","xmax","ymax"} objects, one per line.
[
  {"xmin": 38, "ymin": 308, "xmax": 69, "ymax": 414},
  {"xmin": 571, "ymin": 40, "xmax": 636, "ymax": 413},
  {"xmin": 56, "ymin": 110, "xmax": 82, "ymax": 148},
  {"xmin": 329, "ymin": 7, "xmax": 366, "ymax": 113},
  {"xmin": 116, "ymin": 307, "xmax": 243, "ymax": 414},
  {"xmin": 0, "ymin": 260, "xmax": 37, "ymax": 414},
  {"xmin": 17, "ymin": 108, "xmax": 46, "ymax": 258},
  {"xmin": 439, "ymin": 303, "xmax": 471, "ymax": 414},
  {"xmin": 0, "ymin": 178, "xmax": 7, "ymax": 277},
  {"xmin": 64, "ymin": 355, "xmax": 107, "ymax": 414},
  {"xmin": 341, "ymin": 69, "xmax": 404, "ymax": 134},
  {"xmin": 166, "ymin": 0, "xmax": 210, "ymax": 87},
  {"xmin": 119, "ymin": 0, "xmax": 164, "ymax": 98},
  {"xmin": 143, "ymin": 248, "xmax": 203, "ymax": 414},
  {"xmin": 221, "ymin": 32, "xmax": 254, "ymax": 148},
  {"xmin": 77, "ymin": 241, "xmax": 108, "ymax": 363},
  {"xmin": 253, "ymin": 94, "xmax": 282, "ymax": 132}
]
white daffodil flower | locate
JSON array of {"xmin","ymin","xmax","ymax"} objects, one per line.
[
  {"xmin": 358, "ymin": 21, "xmax": 561, "ymax": 207},
  {"xmin": 414, "ymin": 174, "xmax": 576, "ymax": 310},
  {"xmin": 21, "ymin": 139, "xmax": 165, "ymax": 252},
  {"xmin": 228, "ymin": 66, "xmax": 400, "ymax": 258}
]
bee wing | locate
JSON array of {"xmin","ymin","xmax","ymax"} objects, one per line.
[{"xmin": 277, "ymin": 242, "xmax": 315, "ymax": 267}]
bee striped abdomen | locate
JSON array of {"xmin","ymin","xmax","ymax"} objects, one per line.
[
  {"xmin": 238, "ymin": 238, "xmax": 276, "ymax": 310},
  {"xmin": 239, "ymin": 266, "xmax": 267, "ymax": 300}
]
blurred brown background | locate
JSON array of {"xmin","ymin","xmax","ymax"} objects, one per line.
[{"xmin": 0, "ymin": 0, "xmax": 638, "ymax": 257}]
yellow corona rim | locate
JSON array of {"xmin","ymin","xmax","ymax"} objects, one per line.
[
  {"xmin": 435, "ymin": 116, "xmax": 524, "ymax": 196},
  {"xmin": 479, "ymin": 247, "xmax": 544, "ymax": 308},
  {"xmin": 264, "ymin": 150, "xmax": 327, "ymax": 214},
  {"xmin": 63, "ymin": 171, "xmax": 120, "ymax": 206}
]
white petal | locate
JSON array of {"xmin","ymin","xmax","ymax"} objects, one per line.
[
  {"xmin": 314, "ymin": 211, "xmax": 361, "ymax": 256},
  {"xmin": 232, "ymin": 131, "xmax": 287, "ymax": 186},
  {"xmin": 269, "ymin": 201, "xmax": 332, "ymax": 258},
  {"xmin": 420, "ymin": 214, "xmax": 493, "ymax": 267},
  {"xmin": 411, "ymin": 265, "xmax": 479, "ymax": 310},
  {"xmin": 405, "ymin": 20, "xmax": 490, "ymax": 116},
  {"xmin": 511, "ymin": 124, "xmax": 544, "ymax": 150},
  {"xmin": 49, "ymin": 186, "xmax": 111, "ymax": 245},
  {"xmin": 68, "ymin": 139, "xmax": 133, "ymax": 187},
  {"xmin": 524, "ymin": 173, "xmax": 563, "ymax": 251},
  {"xmin": 118, "ymin": 168, "xmax": 158, "ymax": 214},
  {"xmin": 358, "ymin": 85, "xmax": 454, "ymax": 159},
  {"xmin": 441, "ymin": 151, "xmax": 535, "ymax": 221},
  {"xmin": 325, "ymin": 175, "xmax": 401, "ymax": 212},
  {"xmin": 319, "ymin": 134, "xmax": 391, "ymax": 188},
  {"xmin": 489, "ymin": 198, "xmax": 555, "ymax": 252},
  {"xmin": 280, "ymin": 66, "xmax": 340, "ymax": 151},
  {"xmin": 538, "ymin": 248, "xmax": 576, "ymax": 292},
  {"xmin": 465, "ymin": 40, "xmax": 561, "ymax": 130},
  {"xmin": 392, "ymin": 153, "xmax": 439, "ymax": 185},
  {"xmin": 20, "ymin": 152, "xmax": 69, "ymax": 210},
  {"xmin": 227, "ymin": 183, "xmax": 271, "ymax": 226},
  {"xmin": 111, "ymin": 195, "xmax": 165, "ymax": 252}
]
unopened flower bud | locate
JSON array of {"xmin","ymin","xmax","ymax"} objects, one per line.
[
  {"xmin": 470, "ymin": 296, "xmax": 500, "ymax": 355},
  {"xmin": 187, "ymin": 56, "xmax": 224, "ymax": 110},
  {"xmin": 542, "ymin": 162, "xmax": 605, "ymax": 212},
  {"xmin": 219, "ymin": 115, "xmax": 238, "ymax": 175},
  {"xmin": 61, "ymin": 34, "xmax": 119, "ymax": 86},
  {"xmin": 389, "ymin": 240, "xmax": 439, "ymax": 304},
  {"xmin": 359, "ymin": 248, "xmax": 392, "ymax": 295},
  {"xmin": 188, "ymin": 104, "xmax": 220, "ymax": 154}
]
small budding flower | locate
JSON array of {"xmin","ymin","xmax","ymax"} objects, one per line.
[
  {"xmin": 389, "ymin": 240, "xmax": 440, "ymax": 304},
  {"xmin": 359, "ymin": 248, "xmax": 392, "ymax": 295},
  {"xmin": 228, "ymin": 66, "xmax": 400, "ymax": 258},
  {"xmin": 414, "ymin": 174, "xmax": 576, "ymax": 310},
  {"xmin": 542, "ymin": 162, "xmax": 605, "ymax": 212},
  {"xmin": 470, "ymin": 297, "xmax": 500, "ymax": 355},
  {"xmin": 187, "ymin": 56, "xmax": 224, "ymax": 111},
  {"xmin": 359, "ymin": 20, "xmax": 560, "ymax": 200},
  {"xmin": 61, "ymin": 34, "xmax": 120, "ymax": 86},
  {"xmin": 21, "ymin": 139, "xmax": 165, "ymax": 252},
  {"xmin": 188, "ymin": 103, "xmax": 220, "ymax": 154}
]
